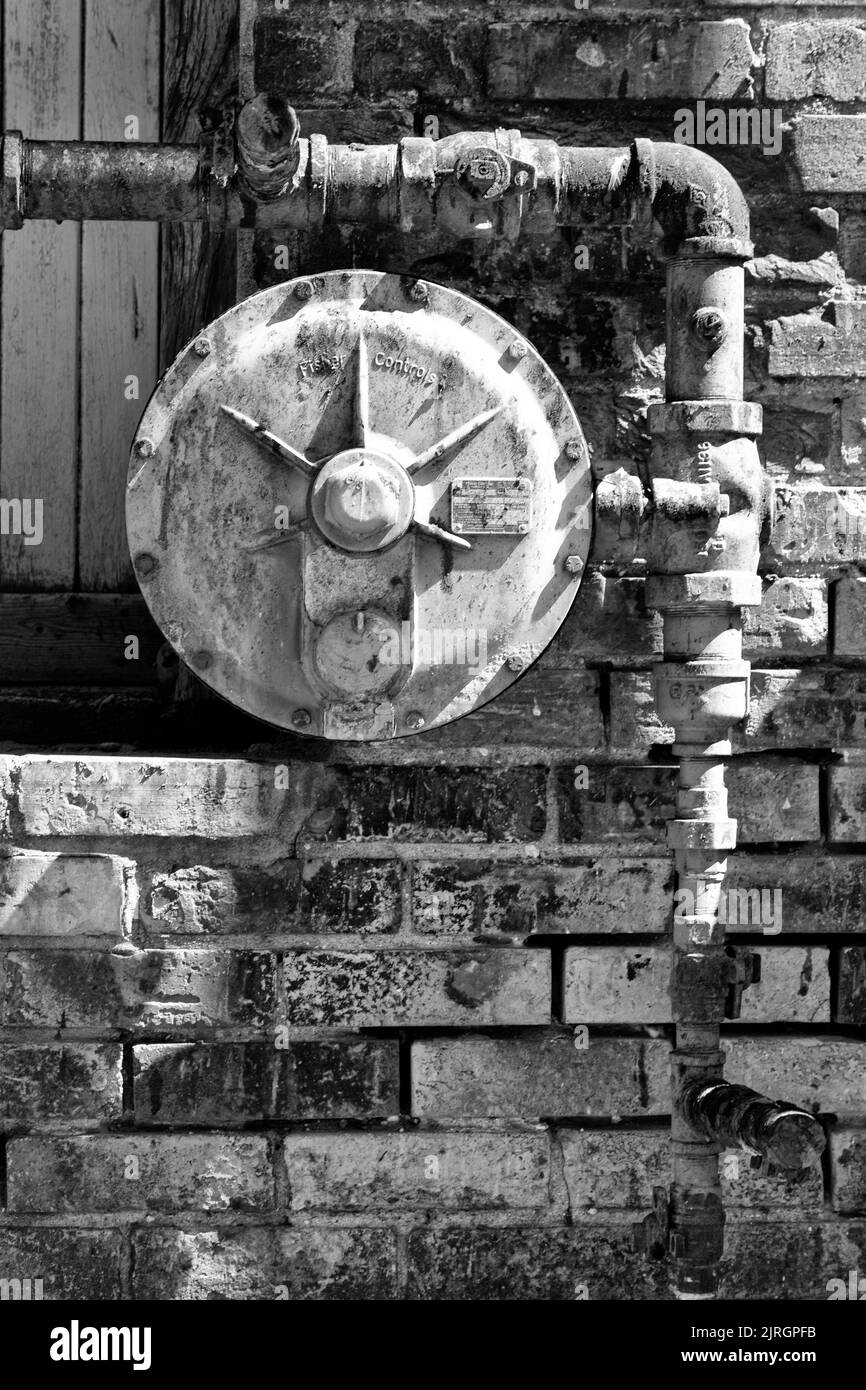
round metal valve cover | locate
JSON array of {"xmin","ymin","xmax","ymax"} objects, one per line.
[{"xmin": 127, "ymin": 271, "xmax": 592, "ymax": 739}]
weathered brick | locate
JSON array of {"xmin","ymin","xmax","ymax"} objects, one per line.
[
  {"xmin": 766, "ymin": 22, "xmax": 866, "ymax": 100},
  {"xmin": 489, "ymin": 21, "xmax": 756, "ymax": 101},
  {"xmin": 560, "ymin": 1130, "xmax": 823, "ymax": 1215},
  {"xmin": 556, "ymin": 764, "xmax": 676, "ymax": 845},
  {"xmin": 837, "ymin": 947, "xmax": 866, "ymax": 1023},
  {"xmin": 830, "ymin": 1129, "xmax": 866, "ymax": 1213},
  {"xmin": 407, "ymin": 1224, "xmax": 669, "ymax": 1300},
  {"xmin": 412, "ymin": 857, "xmax": 672, "ymax": 937},
  {"xmin": 0, "ymin": 1043, "xmax": 122, "ymax": 1123},
  {"xmin": 770, "ymin": 305, "xmax": 866, "ymax": 380},
  {"xmin": 563, "ymin": 946, "xmax": 831, "ymax": 1025},
  {"xmin": 792, "ymin": 115, "xmax": 866, "ymax": 193},
  {"xmin": 354, "ymin": 18, "xmax": 485, "ymax": 99},
  {"xmin": 143, "ymin": 858, "xmax": 401, "ymax": 936},
  {"xmin": 2, "ymin": 756, "xmax": 320, "ymax": 839},
  {"xmin": 764, "ymin": 485, "xmax": 866, "ymax": 569},
  {"xmin": 553, "ymin": 571, "xmax": 659, "ymax": 664},
  {"xmin": 0, "ymin": 1229, "xmax": 124, "ymax": 1300},
  {"xmin": 746, "ymin": 668, "xmax": 866, "ymax": 749},
  {"xmin": 6, "ymin": 1134, "xmax": 272, "ymax": 1213},
  {"xmin": 283, "ymin": 948, "xmax": 550, "ymax": 1027},
  {"xmin": 0, "ymin": 852, "xmax": 129, "ymax": 937},
  {"xmin": 412, "ymin": 1036, "xmax": 670, "ymax": 1119},
  {"xmin": 742, "ymin": 578, "xmax": 828, "ymax": 659},
  {"xmin": 131, "ymin": 1227, "xmax": 397, "ymax": 1300},
  {"xmin": 834, "ymin": 576, "xmax": 866, "ymax": 658},
  {"xmin": 724, "ymin": 1036, "xmax": 866, "ymax": 1118},
  {"xmin": 314, "ymin": 766, "xmax": 547, "ymax": 842},
  {"xmin": 2, "ymin": 949, "xmax": 275, "ymax": 1030},
  {"xmin": 283, "ymin": 1131, "xmax": 551, "ymax": 1211},
  {"xmin": 439, "ymin": 668, "xmax": 605, "ymax": 753},
  {"xmin": 254, "ymin": 11, "xmax": 355, "ymax": 98},
  {"xmin": 720, "ymin": 1221, "xmax": 866, "ymax": 1299},
  {"xmin": 612, "ymin": 667, "xmax": 866, "ymax": 754},
  {"xmin": 132, "ymin": 1040, "xmax": 399, "ymax": 1124},
  {"xmin": 829, "ymin": 764, "xmax": 866, "ymax": 841},
  {"xmin": 728, "ymin": 854, "xmax": 866, "ymax": 932},
  {"xmin": 728, "ymin": 761, "xmax": 820, "ymax": 843}
]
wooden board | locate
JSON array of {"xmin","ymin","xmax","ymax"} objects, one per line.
[
  {"xmin": 1, "ymin": 0, "xmax": 82, "ymax": 590},
  {"xmin": 160, "ymin": 0, "xmax": 238, "ymax": 369},
  {"xmin": 0, "ymin": 593, "xmax": 164, "ymax": 684},
  {"xmin": 79, "ymin": 0, "xmax": 161, "ymax": 591}
]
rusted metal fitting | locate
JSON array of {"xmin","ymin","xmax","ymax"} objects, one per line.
[
  {"xmin": 1, "ymin": 131, "xmax": 23, "ymax": 230},
  {"xmin": 680, "ymin": 1080, "xmax": 826, "ymax": 1172},
  {"xmin": 432, "ymin": 130, "xmax": 539, "ymax": 240},
  {"xmin": 235, "ymin": 93, "xmax": 301, "ymax": 200},
  {"xmin": 690, "ymin": 307, "xmax": 728, "ymax": 351},
  {"xmin": 667, "ymin": 1185, "xmax": 726, "ymax": 1298},
  {"xmin": 672, "ymin": 946, "xmax": 759, "ymax": 1023}
]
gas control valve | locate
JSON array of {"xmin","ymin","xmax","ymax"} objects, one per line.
[{"xmin": 127, "ymin": 270, "xmax": 592, "ymax": 738}]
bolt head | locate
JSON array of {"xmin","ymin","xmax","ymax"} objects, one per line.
[
  {"xmin": 565, "ymin": 439, "xmax": 583, "ymax": 461},
  {"xmin": 408, "ymin": 280, "xmax": 428, "ymax": 303},
  {"xmin": 134, "ymin": 438, "xmax": 154, "ymax": 459},
  {"xmin": 295, "ymin": 280, "xmax": 314, "ymax": 300},
  {"xmin": 564, "ymin": 555, "xmax": 584, "ymax": 574},
  {"xmin": 405, "ymin": 710, "xmax": 425, "ymax": 729},
  {"xmin": 193, "ymin": 338, "xmax": 211, "ymax": 358},
  {"xmin": 323, "ymin": 460, "xmax": 400, "ymax": 539},
  {"xmin": 135, "ymin": 552, "xmax": 157, "ymax": 577},
  {"xmin": 507, "ymin": 655, "xmax": 526, "ymax": 672},
  {"xmin": 513, "ymin": 171, "xmax": 530, "ymax": 189},
  {"xmin": 292, "ymin": 708, "xmax": 312, "ymax": 728},
  {"xmin": 508, "ymin": 339, "xmax": 528, "ymax": 361}
]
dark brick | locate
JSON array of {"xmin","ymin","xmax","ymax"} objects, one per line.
[
  {"xmin": 0, "ymin": 1044, "xmax": 122, "ymax": 1123},
  {"xmin": 408, "ymin": 1225, "xmax": 670, "ymax": 1300},
  {"xmin": 0, "ymin": 1229, "xmax": 124, "ymax": 1300},
  {"xmin": 316, "ymin": 766, "xmax": 547, "ymax": 842},
  {"xmin": 143, "ymin": 859, "xmax": 402, "ymax": 936},
  {"xmin": 837, "ymin": 948, "xmax": 866, "ymax": 1023},
  {"xmin": 131, "ymin": 1227, "xmax": 397, "ymax": 1300},
  {"xmin": 354, "ymin": 20, "xmax": 485, "ymax": 100},
  {"xmin": 556, "ymin": 764, "xmax": 676, "ymax": 845},
  {"xmin": 132, "ymin": 1040, "xmax": 399, "ymax": 1124}
]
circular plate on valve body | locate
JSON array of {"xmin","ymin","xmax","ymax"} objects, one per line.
[{"xmin": 127, "ymin": 271, "xmax": 593, "ymax": 740}]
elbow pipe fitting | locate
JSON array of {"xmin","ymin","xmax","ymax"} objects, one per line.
[{"xmin": 624, "ymin": 138, "xmax": 753, "ymax": 261}]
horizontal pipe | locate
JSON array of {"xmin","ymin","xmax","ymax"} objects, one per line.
[
  {"xmin": 680, "ymin": 1079, "xmax": 825, "ymax": 1171},
  {"xmin": 6, "ymin": 131, "xmax": 753, "ymax": 255}
]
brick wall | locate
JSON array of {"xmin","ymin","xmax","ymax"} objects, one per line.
[{"xmin": 3, "ymin": 0, "xmax": 866, "ymax": 1300}]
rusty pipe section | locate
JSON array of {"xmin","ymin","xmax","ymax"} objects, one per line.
[
  {"xmin": 1, "ymin": 119, "xmax": 752, "ymax": 254},
  {"xmin": 680, "ymin": 1080, "xmax": 826, "ymax": 1173}
]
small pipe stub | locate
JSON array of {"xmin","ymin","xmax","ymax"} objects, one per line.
[
  {"xmin": 235, "ymin": 93, "xmax": 301, "ymax": 200},
  {"xmin": 680, "ymin": 1079, "xmax": 826, "ymax": 1171}
]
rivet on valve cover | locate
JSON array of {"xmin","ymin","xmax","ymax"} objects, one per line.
[{"xmin": 126, "ymin": 270, "xmax": 592, "ymax": 739}]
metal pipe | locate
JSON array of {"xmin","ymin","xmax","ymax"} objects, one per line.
[
  {"xmin": 680, "ymin": 1080, "xmax": 826, "ymax": 1172},
  {"xmin": 2, "ymin": 98, "xmax": 806, "ymax": 1302},
  {"xmin": 0, "ymin": 120, "xmax": 752, "ymax": 256}
]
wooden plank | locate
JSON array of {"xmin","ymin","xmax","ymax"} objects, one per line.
[
  {"xmin": 1, "ymin": 0, "xmax": 82, "ymax": 589},
  {"xmin": 0, "ymin": 593, "xmax": 164, "ymax": 684},
  {"xmin": 161, "ymin": 0, "xmax": 238, "ymax": 368},
  {"xmin": 79, "ymin": 0, "xmax": 161, "ymax": 591}
]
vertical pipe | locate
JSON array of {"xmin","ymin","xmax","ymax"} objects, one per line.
[{"xmin": 654, "ymin": 249, "xmax": 760, "ymax": 1299}]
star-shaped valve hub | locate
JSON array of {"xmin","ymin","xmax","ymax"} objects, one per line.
[{"xmin": 220, "ymin": 331, "xmax": 503, "ymax": 554}]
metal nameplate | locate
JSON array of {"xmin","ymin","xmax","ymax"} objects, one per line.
[{"xmin": 450, "ymin": 477, "xmax": 532, "ymax": 535}]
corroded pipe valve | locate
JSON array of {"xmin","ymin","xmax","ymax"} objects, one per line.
[{"xmin": 680, "ymin": 1080, "xmax": 826, "ymax": 1172}]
